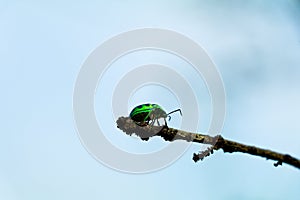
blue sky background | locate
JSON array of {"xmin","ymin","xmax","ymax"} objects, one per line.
[{"xmin": 1, "ymin": 0, "xmax": 300, "ymax": 199}]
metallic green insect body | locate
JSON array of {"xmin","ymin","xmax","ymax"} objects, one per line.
[{"xmin": 129, "ymin": 103, "xmax": 182, "ymax": 127}]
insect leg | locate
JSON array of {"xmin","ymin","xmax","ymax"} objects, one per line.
[
  {"xmin": 164, "ymin": 118, "xmax": 168, "ymax": 126},
  {"xmin": 157, "ymin": 118, "xmax": 160, "ymax": 126},
  {"xmin": 149, "ymin": 120, "xmax": 154, "ymax": 126}
]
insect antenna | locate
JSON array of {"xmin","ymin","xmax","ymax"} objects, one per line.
[
  {"xmin": 166, "ymin": 109, "xmax": 182, "ymax": 121},
  {"xmin": 167, "ymin": 109, "xmax": 182, "ymax": 116}
]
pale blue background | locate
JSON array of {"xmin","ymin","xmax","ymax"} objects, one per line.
[{"xmin": 1, "ymin": 0, "xmax": 300, "ymax": 199}]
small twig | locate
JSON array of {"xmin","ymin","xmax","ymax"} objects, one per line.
[{"xmin": 116, "ymin": 117, "xmax": 300, "ymax": 170}]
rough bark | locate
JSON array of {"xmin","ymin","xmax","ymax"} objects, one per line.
[{"xmin": 116, "ymin": 117, "xmax": 300, "ymax": 170}]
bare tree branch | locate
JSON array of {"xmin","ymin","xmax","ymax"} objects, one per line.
[{"xmin": 116, "ymin": 117, "xmax": 300, "ymax": 170}]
